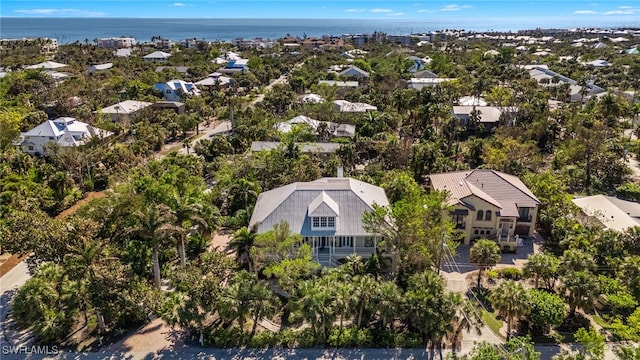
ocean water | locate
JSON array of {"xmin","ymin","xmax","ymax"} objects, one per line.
[{"xmin": 0, "ymin": 17, "xmax": 636, "ymax": 44}]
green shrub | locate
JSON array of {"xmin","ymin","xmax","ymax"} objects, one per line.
[
  {"xmin": 527, "ymin": 289, "xmax": 566, "ymax": 335},
  {"xmin": 328, "ymin": 327, "xmax": 373, "ymax": 347},
  {"xmin": 186, "ymin": 234, "xmax": 208, "ymax": 257},
  {"xmin": 247, "ymin": 331, "xmax": 278, "ymax": 348},
  {"xmin": 292, "ymin": 327, "xmax": 322, "ymax": 347},
  {"xmin": 500, "ymin": 267, "xmax": 523, "ymax": 280},
  {"xmin": 371, "ymin": 329, "xmax": 422, "ymax": 348},
  {"xmin": 616, "ymin": 182, "xmax": 640, "ymax": 202},
  {"xmin": 486, "ymin": 269, "xmax": 500, "ymax": 281},
  {"xmin": 207, "ymin": 327, "xmax": 245, "ymax": 347}
]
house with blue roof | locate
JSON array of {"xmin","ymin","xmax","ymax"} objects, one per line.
[{"xmin": 155, "ymin": 79, "xmax": 201, "ymax": 101}]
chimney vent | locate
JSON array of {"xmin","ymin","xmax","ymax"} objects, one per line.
[{"xmin": 337, "ymin": 166, "xmax": 344, "ymax": 178}]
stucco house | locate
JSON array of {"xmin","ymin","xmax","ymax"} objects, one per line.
[
  {"xmin": 249, "ymin": 177, "xmax": 390, "ymax": 266},
  {"xmin": 155, "ymin": 79, "xmax": 201, "ymax": 101},
  {"xmin": 429, "ymin": 169, "xmax": 540, "ymax": 251},
  {"xmin": 16, "ymin": 117, "xmax": 112, "ymax": 156}
]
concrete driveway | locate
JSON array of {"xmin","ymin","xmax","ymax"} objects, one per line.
[{"xmin": 442, "ymin": 236, "xmax": 535, "ymax": 275}]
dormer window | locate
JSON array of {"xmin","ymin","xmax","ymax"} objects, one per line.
[
  {"xmin": 312, "ymin": 216, "xmax": 335, "ymax": 230},
  {"xmin": 308, "ymin": 191, "xmax": 338, "ymax": 231}
]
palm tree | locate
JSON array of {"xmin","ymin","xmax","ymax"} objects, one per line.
[
  {"xmin": 172, "ymin": 195, "xmax": 208, "ymax": 266},
  {"xmin": 560, "ymin": 249, "xmax": 596, "ymax": 275},
  {"xmin": 524, "ymin": 252, "xmax": 560, "ymax": 289},
  {"xmin": 65, "ymin": 236, "xmax": 106, "ymax": 331},
  {"xmin": 489, "ymin": 280, "xmax": 531, "ymax": 340},
  {"xmin": 352, "ymin": 274, "xmax": 376, "ymax": 327},
  {"xmin": 469, "ymin": 239, "xmax": 501, "ymax": 288},
  {"xmin": 231, "ymin": 178, "xmax": 260, "ymax": 214},
  {"xmin": 334, "ymin": 280, "xmax": 354, "ymax": 334},
  {"xmin": 448, "ymin": 300, "xmax": 482, "ymax": 355},
  {"xmin": 294, "ymin": 279, "xmax": 335, "ymax": 342},
  {"xmin": 229, "ymin": 227, "xmax": 256, "ymax": 272},
  {"xmin": 128, "ymin": 203, "xmax": 180, "ymax": 288},
  {"xmin": 561, "ymin": 270, "xmax": 600, "ymax": 317},
  {"xmin": 374, "ymin": 281, "xmax": 403, "ymax": 329},
  {"xmin": 248, "ymin": 278, "xmax": 279, "ymax": 337},
  {"xmin": 217, "ymin": 279, "xmax": 251, "ymax": 331}
]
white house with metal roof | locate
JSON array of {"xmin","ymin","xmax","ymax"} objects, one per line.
[
  {"xmin": 16, "ymin": 117, "xmax": 113, "ymax": 156},
  {"xmin": 275, "ymin": 115, "xmax": 356, "ymax": 138},
  {"xmin": 249, "ymin": 177, "xmax": 390, "ymax": 266},
  {"xmin": 143, "ymin": 51, "xmax": 171, "ymax": 62},
  {"xmin": 429, "ymin": 169, "xmax": 540, "ymax": 250},
  {"xmin": 155, "ymin": 79, "xmax": 201, "ymax": 101},
  {"xmin": 333, "ymin": 99, "xmax": 377, "ymax": 112},
  {"xmin": 99, "ymin": 100, "xmax": 153, "ymax": 122},
  {"xmin": 452, "ymin": 106, "xmax": 504, "ymax": 127}
]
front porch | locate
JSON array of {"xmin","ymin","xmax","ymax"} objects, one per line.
[{"xmin": 303, "ymin": 236, "xmax": 382, "ymax": 266}]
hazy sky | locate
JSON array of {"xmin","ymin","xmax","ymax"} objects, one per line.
[{"xmin": 1, "ymin": 0, "xmax": 639, "ymax": 21}]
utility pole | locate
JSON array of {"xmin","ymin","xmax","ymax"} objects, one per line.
[{"xmin": 438, "ymin": 234, "xmax": 447, "ymax": 275}]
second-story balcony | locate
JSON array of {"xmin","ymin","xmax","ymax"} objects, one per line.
[{"xmin": 517, "ymin": 215, "xmax": 533, "ymax": 223}]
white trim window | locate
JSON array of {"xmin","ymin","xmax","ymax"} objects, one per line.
[{"xmin": 311, "ymin": 216, "xmax": 336, "ymax": 230}]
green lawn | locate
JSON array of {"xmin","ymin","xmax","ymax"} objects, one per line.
[{"xmin": 481, "ymin": 309, "xmax": 505, "ymax": 339}]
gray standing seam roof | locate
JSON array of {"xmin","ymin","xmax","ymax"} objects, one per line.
[{"xmin": 249, "ymin": 178, "xmax": 389, "ymax": 236}]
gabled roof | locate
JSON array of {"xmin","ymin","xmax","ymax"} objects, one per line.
[
  {"xmin": 338, "ymin": 65, "xmax": 370, "ymax": 78},
  {"xmin": 408, "ymin": 78, "xmax": 455, "ymax": 90},
  {"xmin": 275, "ymin": 115, "xmax": 320, "ymax": 132},
  {"xmin": 25, "ymin": 61, "xmax": 67, "ymax": 69},
  {"xmin": 144, "ymin": 51, "xmax": 171, "ymax": 59},
  {"xmin": 89, "ymin": 63, "xmax": 113, "ymax": 72},
  {"xmin": 430, "ymin": 169, "xmax": 540, "ymax": 217},
  {"xmin": 413, "ymin": 70, "xmax": 439, "ymax": 79},
  {"xmin": 573, "ymin": 195, "xmax": 640, "ymax": 232},
  {"xmin": 155, "ymin": 66, "xmax": 189, "ymax": 73},
  {"xmin": 100, "ymin": 100, "xmax": 153, "ymax": 114},
  {"xmin": 155, "ymin": 79, "xmax": 201, "ymax": 96},
  {"xmin": 318, "ymin": 80, "xmax": 359, "ymax": 87},
  {"xmin": 452, "ymin": 106, "xmax": 503, "ymax": 123},
  {"xmin": 249, "ymin": 177, "xmax": 389, "ymax": 235},
  {"xmin": 299, "ymin": 93, "xmax": 324, "ymax": 103},
  {"xmin": 308, "ymin": 191, "xmax": 340, "ymax": 217},
  {"xmin": 20, "ymin": 117, "xmax": 112, "ymax": 146},
  {"xmin": 275, "ymin": 116, "xmax": 356, "ymax": 138},
  {"xmin": 333, "ymin": 100, "xmax": 377, "ymax": 112},
  {"xmin": 114, "ymin": 48, "xmax": 132, "ymax": 57},
  {"xmin": 195, "ymin": 74, "xmax": 232, "ymax": 86},
  {"xmin": 458, "ymin": 96, "xmax": 487, "ymax": 106},
  {"xmin": 250, "ymin": 141, "xmax": 340, "ymax": 153}
]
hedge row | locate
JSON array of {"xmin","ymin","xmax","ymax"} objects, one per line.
[
  {"xmin": 616, "ymin": 182, "xmax": 640, "ymax": 202},
  {"xmin": 204, "ymin": 326, "xmax": 423, "ymax": 348}
]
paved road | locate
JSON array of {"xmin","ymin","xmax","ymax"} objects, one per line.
[
  {"xmin": 0, "ymin": 344, "xmax": 625, "ymax": 360},
  {"xmin": 1, "ymin": 261, "xmax": 32, "ymax": 354}
]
